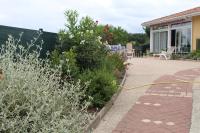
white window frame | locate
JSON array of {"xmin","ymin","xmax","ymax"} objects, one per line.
[{"xmin": 171, "ymin": 22, "xmax": 192, "ymax": 53}]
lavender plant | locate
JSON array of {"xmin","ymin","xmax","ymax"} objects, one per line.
[{"xmin": 0, "ymin": 33, "xmax": 92, "ymax": 133}]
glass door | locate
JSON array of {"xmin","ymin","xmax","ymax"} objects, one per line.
[
  {"xmin": 153, "ymin": 31, "xmax": 168, "ymax": 53},
  {"xmin": 153, "ymin": 32, "xmax": 160, "ymax": 53},
  {"xmin": 175, "ymin": 28, "xmax": 191, "ymax": 53},
  {"xmin": 160, "ymin": 31, "xmax": 168, "ymax": 51}
]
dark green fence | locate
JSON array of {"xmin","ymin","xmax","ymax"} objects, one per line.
[{"xmin": 0, "ymin": 25, "xmax": 58, "ymax": 58}]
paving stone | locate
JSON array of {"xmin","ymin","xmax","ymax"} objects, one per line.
[
  {"xmin": 153, "ymin": 121, "xmax": 163, "ymax": 125},
  {"xmin": 113, "ymin": 69, "xmax": 198, "ymax": 133},
  {"xmin": 94, "ymin": 59, "xmax": 200, "ymax": 133},
  {"xmin": 166, "ymin": 122, "xmax": 175, "ymax": 126}
]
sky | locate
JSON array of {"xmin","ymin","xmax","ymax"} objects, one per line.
[{"xmin": 0, "ymin": 0, "xmax": 199, "ymax": 33}]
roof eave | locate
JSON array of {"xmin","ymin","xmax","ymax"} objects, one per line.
[{"xmin": 142, "ymin": 12, "xmax": 200, "ymax": 27}]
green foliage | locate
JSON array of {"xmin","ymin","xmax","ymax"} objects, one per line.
[
  {"xmin": 97, "ymin": 24, "xmax": 128, "ymax": 45},
  {"xmin": 58, "ymin": 10, "xmax": 79, "ymax": 51},
  {"xmin": 64, "ymin": 10, "xmax": 78, "ymax": 35},
  {"xmin": 58, "ymin": 10, "xmax": 106, "ymax": 71},
  {"xmin": 79, "ymin": 53, "xmax": 125, "ymax": 108},
  {"xmin": 96, "ymin": 24, "xmax": 104, "ymax": 36},
  {"xmin": 143, "ymin": 27, "xmax": 150, "ymax": 38},
  {"xmin": 171, "ymin": 50, "xmax": 200, "ymax": 60},
  {"xmin": 171, "ymin": 54, "xmax": 181, "ymax": 60},
  {"xmin": 0, "ymin": 35, "xmax": 92, "ymax": 133},
  {"xmin": 62, "ymin": 49, "xmax": 79, "ymax": 78},
  {"xmin": 79, "ymin": 16, "xmax": 97, "ymax": 32},
  {"xmin": 112, "ymin": 26, "xmax": 128, "ymax": 45},
  {"xmin": 50, "ymin": 49, "xmax": 60, "ymax": 67},
  {"xmin": 103, "ymin": 53, "xmax": 125, "ymax": 74},
  {"xmin": 50, "ymin": 49, "xmax": 79, "ymax": 79},
  {"xmin": 54, "ymin": 10, "xmax": 126, "ymax": 109},
  {"xmin": 128, "ymin": 33, "xmax": 149, "ymax": 46},
  {"xmin": 76, "ymin": 40, "xmax": 106, "ymax": 70},
  {"xmin": 99, "ymin": 24, "xmax": 113, "ymax": 45},
  {"xmin": 79, "ymin": 69, "xmax": 117, "ymax": 108},
  {"xmin": 189, "ymin": 50, "xmax": 200, "ymax": 60}
]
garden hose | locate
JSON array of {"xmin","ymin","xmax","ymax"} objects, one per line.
[{"xmin": 124, "ymin": 80, "xmax": 200, "ymax": 91}]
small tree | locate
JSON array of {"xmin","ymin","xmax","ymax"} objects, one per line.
[
  {"xmin": 112, "ymin": 26, "xmax": 128, "ymax": 45},
  {"xmin": 97, "ymin": 25, "xmax": 128, "ymax": 45},
  {"xmin": 143, "ymin": 26, "xmax": 150, "ymax": 38},
  {"xmin": 57, "ymin": 10, "xmax": 107, "ymax": 71}
]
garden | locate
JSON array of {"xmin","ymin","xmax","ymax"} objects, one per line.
[
  {"xmin": 0, "ymin": 10, "xmax": 128, "ymax": 132},
  {"xmin": 171, "ymin": 50, "xmax": 200, "ymax": 60}
]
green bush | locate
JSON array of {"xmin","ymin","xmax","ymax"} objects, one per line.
[
  {"xmin": 79, "ymin": 69, "xmax": 117, "ymax": 108},
  {"xmin": 102, "ymin": 53, "xmax": 125, "ymax": 81},
  {"xmin": 50, "ymin": 49, "xmax": 79, "ymax": 80},
  {"xmin": 171, "ymin": 51, "xmax": 200, "ymax": 60},
  {"xmin": 107, "ymin": 53, "xmax": 125, "ymax": 72},
  {"xmin": 58, "ymin": 10, "xmax": 107, "ymax": 71},
  {"xmin": 53, "ymin": 10, "xmax": 125, "ymax": 109},
  {"xmin": 190, "ymin": 50, "xmax": 200, "ymax": 60},
  {"xmin": 79, "ymin": 53, "xmax": 125, "ymax": 108},
  {"xmin": 50, "ymin": 49, "xmax": 61, "ymax": 67},
  {"xmin": 62, "ymin": 49, "xmax": 79, "ymax": 79},
  {"xmin": 171, "ymin": 54, "xmax": 181, "ymax": 60}
]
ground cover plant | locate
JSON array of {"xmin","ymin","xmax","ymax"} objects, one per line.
[{"xmin": 0, "ymin": 33, "xmax": 92, "ymax": 133}]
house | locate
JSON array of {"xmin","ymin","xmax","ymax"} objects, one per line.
[{"xmin": 142, "ymin": 7, "xmax": 200, "ymax": 54}]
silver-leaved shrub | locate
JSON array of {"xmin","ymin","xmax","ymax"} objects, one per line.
[{"xmin": 0, "ymin": 34, "xmax": 92, "ymax": 133}]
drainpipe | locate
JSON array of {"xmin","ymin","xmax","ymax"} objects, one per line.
[
  {"xmin": 150, "ymin": 27, "xmax": 153, "ymax": 53},
  {"xmin": 168, "ymin": 24, "xmax": 171, "ymax": 50},
  {"xmin": 191, "ymin": 20, "xmax": 193, "ymax": 52}
]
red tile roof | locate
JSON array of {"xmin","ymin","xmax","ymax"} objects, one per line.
[{"xmin": 142, "ymin": 7, "xmax": 200, "ymax": 26}]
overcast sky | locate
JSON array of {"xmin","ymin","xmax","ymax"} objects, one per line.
[{"xmin": 0, "ymin": 0, "xmax": 199, "ymax": 33}]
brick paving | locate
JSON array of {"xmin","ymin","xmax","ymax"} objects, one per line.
[{"xmin": 113, "ymin": 68, "xmax": 200, "ymax": 133}]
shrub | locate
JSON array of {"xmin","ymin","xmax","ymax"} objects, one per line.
[
  {"xmin": 58, "ymin": 10, "xmax": 107, "ymax": 71},
  {"xmin": 50, "ymin": 49, "xmax": 61, "ymax": 67},
  {"xmin": 55, "ymin": 10, "xmax": 125, "ymax": 109},
  {"xmin": 51, "ymin": 49, "xmax": 79, "ymax": 80},
  {"xmin": 0, "ymin": 35, "xmax": 92, "ymax": 133},
  {"xmin": 79, "ymin": 69, "xmax": 117, "ymax": 108},
  {"xmin": 101, "ymin": 53, "xmax": 125, "ymax": 80},
  {"xmin": 62, "ymin": 49, "xmax": 79, "ymax": 79},
  {"xmin": 107, "ymin": 53, "xmax": 125, "ymax": 72},
  {"xmin": 172, "ymin": 50, "xmax": 200, "ymax": 60},
  {"xmin": 171, "ymin": 54, "xmax": 181, "ymax": 60},
  {"xmin": 190, "ymin": 50, "xmax": 200, "ymax": 60}
]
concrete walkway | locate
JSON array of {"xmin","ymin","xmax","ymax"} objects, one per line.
[{"xmin": 93, "ymin": 58, "xmax": 200, "ymax": 133}]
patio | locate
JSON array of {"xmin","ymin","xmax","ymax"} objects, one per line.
[{"xmin": 93, "ymin": 57, "xmax": 200, "ymax": 133}]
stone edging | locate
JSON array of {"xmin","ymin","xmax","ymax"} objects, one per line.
[
  {"xmin": 172, "ymin": 59, "xmax": 200, "ymax": 62},
  {"xmin": 85, "ymin": 71, "xmax": 127, "ymax": 133},
  {"xmin": 190, "ymin": 77, "xmax": 200, "ymax": 133}
]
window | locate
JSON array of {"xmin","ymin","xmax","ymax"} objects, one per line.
[
  {"xmin": 153, "ymin": 31, "xmax": 168, "ymax": 53},
  {"xmin": 174, "ymin": 28, "xmax": 191, "ymax": 53}
]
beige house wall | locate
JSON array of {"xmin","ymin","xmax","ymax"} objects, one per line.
[{"xmin": 192, "ymin": 16, "xmax": 200, "ymax": 51}]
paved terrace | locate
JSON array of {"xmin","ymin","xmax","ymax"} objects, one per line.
[{"xmin": 93, "ymin": 58, "xmax": 200, "ymax": 133}]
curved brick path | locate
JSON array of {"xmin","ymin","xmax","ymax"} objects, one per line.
[
  {"xmin": 113, "ymin": 68, "xmax": 200, "ymax": 133},
  {"xmin": 93, "ymin": 58, "xmax": 200, "ymax": 133}
]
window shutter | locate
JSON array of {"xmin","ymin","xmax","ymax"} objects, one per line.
[{"xmin": 196, "ymin": 39, "xmax": 200, "ymax": 50}]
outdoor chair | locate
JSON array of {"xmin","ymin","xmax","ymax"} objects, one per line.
[
  {"xmin": 153, "ymin": 47, "xmax": 175, "ymax": 60},
  {"xmin": 126, "ymin": 43, "xmax": 135, "ymax": 59}
]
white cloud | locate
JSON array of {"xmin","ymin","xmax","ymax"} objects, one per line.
[{"xmin": 0, "ymin": 0, "xmax": 199, "ymax": 33}]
